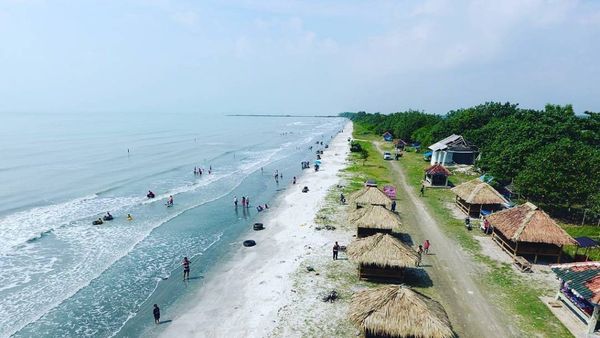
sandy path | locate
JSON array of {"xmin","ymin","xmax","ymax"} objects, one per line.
[
  {"xmin": 158, "ymin": 123, "xmax": 352, "ymax": 338},
  {"xmin": 373, "ymin": 142, "xmax": 519, "ymax": 338}
]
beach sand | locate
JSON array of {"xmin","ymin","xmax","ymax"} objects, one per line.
[{"xmin": 159, "ymin": 123, "xmax": 353, "ymax": 337}]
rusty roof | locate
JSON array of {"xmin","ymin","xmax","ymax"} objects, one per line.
[{"xmin": 552, "ymin": 262, "xmax": 600, "ymax": 304}]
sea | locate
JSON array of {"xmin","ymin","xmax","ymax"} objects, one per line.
[{"xmin": 0, "ymin": 112, "xmax": 347, "ymax": 337}]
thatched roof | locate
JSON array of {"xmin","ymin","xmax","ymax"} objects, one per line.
[
  {"xmin": 487, "ymin": 202, "xmax": 577, "ymax": 246},
  {"xmin": 347, "ymin": 233, "xmax": 417, "ymax": 268},
  {"xmin": 352, "ymin": 186, "xmax": 392, "ymax": 208},
  {"xmin": 451, "ymin": 178, "xmax": 508, "ymax": 205},
  {"xmin": 349, "ymin": 285, "xmax": 454, "ymax": 338},
  {"xmin": 349, "ymin": 205, "xmax": 401, "ymax": 230}
]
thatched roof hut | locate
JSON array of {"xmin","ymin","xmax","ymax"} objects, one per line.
[
  {"xmin": 451, "ymin": 178, "xmax": 508, "ymax": 217},
  {"xmin": 352, "ymin": 186, "xmax": 392, "ymax": 209},
  {"xmin": 348, "ymin": 233, "xmax": 417, "ymax": 268},
  {"xmin": 349, "ymin": 205, "xmax": 401, "ymax": 237},
  {"xmin": 349, "ymin": 285, "xmax": 454, "ymax": 338},
  {"xmin": 487, "ymin": 202, "xmax": 576, "ymax": 263}
]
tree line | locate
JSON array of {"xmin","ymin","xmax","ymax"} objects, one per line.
[{"xmin": 340, "ymin": 102, "xmax": 600, "ymax": 221}]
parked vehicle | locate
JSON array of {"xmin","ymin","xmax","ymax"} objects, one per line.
[{"xmin": 383, "ymin": 152, "xmax": 392, "ymax": 160}]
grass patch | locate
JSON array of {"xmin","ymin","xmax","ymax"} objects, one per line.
[{"xmin": 561, "ymin": 223, "xmax": 600, "ymax": 261}]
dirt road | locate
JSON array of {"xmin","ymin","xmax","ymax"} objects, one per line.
[{"xmin": 373, "ymin": 142, "xmax": 519, "ymax": 337}]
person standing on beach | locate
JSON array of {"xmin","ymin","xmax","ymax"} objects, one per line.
[
  {"xmin": 241, "ymin": 196, "xmax": 246, "ymax": 208},
  {"xmin": 153, "ymin": 304, "xmax": 160, "ymax": 324},
  {"xmin": 245, "ymin": 196, "xmax": 250, "ymax": 208},
  {"xmin": 182, "ymin": 257, "xmax": 190, "ymax": 280},
  {"xmin": 420, "ymin": 185, "xmax": 425, "ymax": 196},
  {"xmin": 423, "ymin": 240, "xmax": 430, "ymax": 254},
  {"xmin": 391, "ymin": 200, "xmax": 396, "ymax": 212},
  {"xmin": 333, "ymin": 242, "xmax": 340, "ymax": 260},
  {"xmin": 234, "ymin": 196, "xmax": 238, "ymax": 207}
]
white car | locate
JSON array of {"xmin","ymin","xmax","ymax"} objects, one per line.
[{"xmin": 383, "ymin": 152, "xmax": 392, "ymax": 160}]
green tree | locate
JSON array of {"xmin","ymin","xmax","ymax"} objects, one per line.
[{"xmin": 514, "ymin": 139, "xmax": 600, "ymax": 208}]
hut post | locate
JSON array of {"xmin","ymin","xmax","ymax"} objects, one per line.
[
  {"xmin": 557, "ymin": 245, "xmax": 562, "ymax": 263},
  {"xmin": 514, "ymin": 242, "xmax": 519, "ymax": 258},
  {"xmin": 444, "ymin": 175, "xmax": 448, "ymax": 187},
  {"xmin": 588, "ymin": 305, "xmax": 600, "ymax": 334}
]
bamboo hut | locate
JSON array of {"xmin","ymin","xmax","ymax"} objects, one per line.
[
  {"xmin": 351, "ymin": 186, "xmax": 392, "ymax": 209},
  {"xmin": 349, "ymin": 205, "xmax": 401, "ymax": 237},
  {"xmin": 487, "ymin": 202, "xmax": 577, "ymax": 263},
  {"xmin": 347, "ymin": 233, "xmax": 418, "ymax": 281},
  {"xmin": 451, "ymin": 178, "xmax": 508, "ymax": 217},
  {"xmin": 349, "ymin": 285, "xmax": 454, "ymax": 338}
]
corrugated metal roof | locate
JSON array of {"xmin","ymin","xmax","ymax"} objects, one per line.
[
  {"xmin": 428, "ymin": 134, "xmax": 462, "ymax": 151},
  {"xmin": 552, "ymin": 262, "xmax": 600, "ymax": 304},
  {"xmin": 575, "ymin": 237, "xmax": 599, "ymax": 248}
]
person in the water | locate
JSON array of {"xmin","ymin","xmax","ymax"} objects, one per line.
[
  {"xmin": 182, "ymin": 257, "xmax": 190, "ymax": 280},
  {"xmin": 127, "ymin": 214, "xmax": 133, "ymax": 221},
  {"xmin": 168, "ymin": 195, "xmax": 174, "ymax": 206}
]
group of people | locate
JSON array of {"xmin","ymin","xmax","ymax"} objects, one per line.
[
  {"xmin": 273, "ymin": 170, "xmax": 283, "ymax": 182},
  {"xmin": 93, "ymin": 211, "xmax": 133, "ymax": 225},
  {"xmin": 301, "ymin": 161, "xmax": 310, "ymax": 169},
  {"xmin": 233, "ymin": 195, "xmax": 251, "ymax": 208},
  {"xmin": 416, "ymin": 240, "xmax": 431, "ymax": 266},
  {"xmin": 193, "ymin": 165, "xmax": 212, "ymax": 175}
]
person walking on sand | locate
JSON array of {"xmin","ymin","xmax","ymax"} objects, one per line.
[
  {"xmin": 182, "ymin": 257, "xmax": 190, "ymax": 280},
  {"xmin": 391, "ymin": 200, "xmax": 397, "ymax": 212},
  {"xmin": 333, "ymin": 241, "xmax": 340, "ymax": 260},
  {"xmin": 423, "ymin": 240, "xmax": 430, "ymax": 254},
  {"xmin": 234, "ymin": 196, "xmax": 238, "ymax": 207},
  {"xmin": 153, "ymin": 304, "xmax": 160, "ymax": 324},
  {"xmin": 420, "ymin": 185, "xmax": 425, "ymax": 196},
  {"xmin": 416, "ymin": 245, "xmax": 423, "ymax": 266},
  {"xmin": 293, "ymin": 176, "xmax": 296, "ymax": 184}
]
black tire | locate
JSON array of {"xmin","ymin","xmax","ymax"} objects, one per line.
[
  {"xmin": 243, "ymin": 240, "xmax": 256, "ymax": 247},
  {"xmin": 253, "ymin": 223, "xmax": 264, "ymax": 231}
]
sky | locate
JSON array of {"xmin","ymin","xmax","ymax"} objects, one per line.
[{"xmin": 0, "ymin": 0, "xmax": 599, "ymax": 115}]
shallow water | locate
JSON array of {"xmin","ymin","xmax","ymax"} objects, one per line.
[{"xmin": 0, "ymin": 112, "xmax": 345, "ymax": 337}]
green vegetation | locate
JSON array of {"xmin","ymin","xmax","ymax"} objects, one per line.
[
  {"xmin": 342, "ymin": 139, "xmax": 391, "ymax": 192},
  {"xmin": 562, "ymin": 224, "xmax": 600, "ymax": 261},
  {"xmin": 360, "ymin": 138, "xmax": 572, "ymax": 337},
  {"xmin": 341, "ymin": 103, "xmax": 600, "ymax": 222}
]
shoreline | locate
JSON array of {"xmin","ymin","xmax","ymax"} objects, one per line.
[{"xmin": 157, "ymin": 122, "xmax": 352, "ymax": 337}]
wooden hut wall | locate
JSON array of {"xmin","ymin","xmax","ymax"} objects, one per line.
[
  {"xmin": 358, "ymin": 264, "xmax": 406, "ymax": 281},
  {"xmin": 357, "ymin": 227, "xmax": 393, "ymax": 238},
  {"xmin": 492, "ymin": 228, "xmax": 563, "ymax": 263},
  {"xmin": 430, "ymin": 174, "xmax": 447, "ymax": 186},
  {"xmin": 456, "ymin": 196, "xmax": 502, "ymax": 217}
]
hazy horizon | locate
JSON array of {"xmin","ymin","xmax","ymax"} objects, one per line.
[{"xmin": 1, "ymin": 0, "xmax": 599, "ymax": 115}]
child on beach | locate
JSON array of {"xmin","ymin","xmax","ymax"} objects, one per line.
[
  {"xmin": 423, "ymin": 240, "xmax": 430, "ymax": 254},
  {"xmin": 416, "ymin": 245, "xmax": 423, "ymax": 266},
  {"xmin": 241, "ymin": 196, "xmax": 246, "ymax": 207},
  {"xmin": 234, "ymin": 196, "xmax": 238, "ymax": 207}
]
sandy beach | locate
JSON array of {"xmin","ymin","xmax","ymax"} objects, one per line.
[{"xmin": 159, "ymin": 123, "xmax": 353, "ymax": 337}]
